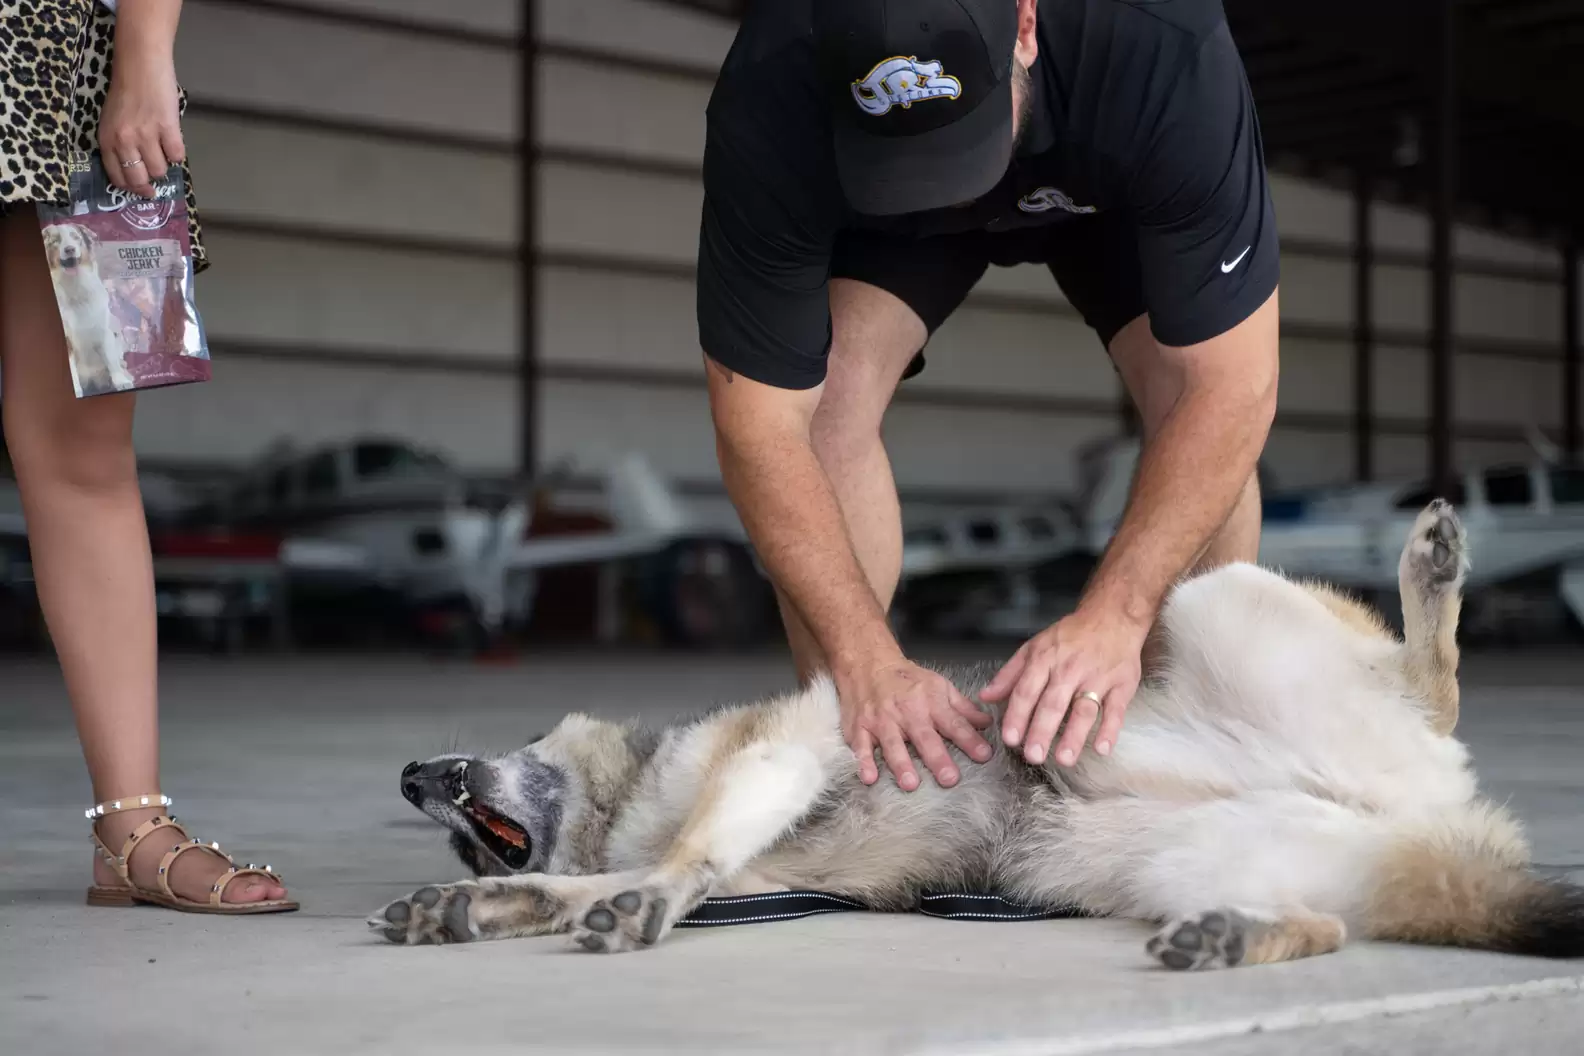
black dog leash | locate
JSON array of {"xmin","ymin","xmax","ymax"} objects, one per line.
[{"xmin": 674, "ymin": 889, "xmax": 1085, "ymax": 928}]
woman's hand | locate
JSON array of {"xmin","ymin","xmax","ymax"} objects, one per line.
[{"xmin": 98, "ymin": 0, "xmax": 186, "ymax": 199}]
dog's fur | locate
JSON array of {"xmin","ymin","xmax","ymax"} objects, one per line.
[
  {"xmin": 373, "ymin": 501, "xmax": 1584, "ymax": 969},
  {"xmin": 42, "ymin": 222, "xmax": 132, "ymax": 397}
]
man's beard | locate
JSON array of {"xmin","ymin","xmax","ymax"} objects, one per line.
[{"xmin": 1010, "ymin": 60, "xmax": 1034, "ymax": 154}]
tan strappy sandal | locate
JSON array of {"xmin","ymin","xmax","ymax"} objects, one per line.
[{"xmin": 85, "ymin": 793, "xmax": 299, "ymax": 914}]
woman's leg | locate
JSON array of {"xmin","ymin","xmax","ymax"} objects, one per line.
[{"xmin": 0, "ymin": 208, "xmax": 285, "ymax": 904}]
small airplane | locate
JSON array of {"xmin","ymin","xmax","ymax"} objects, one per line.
[
  {"xmin": 1080, "ymin": 432, "xmax": 1584, "ymax": 633},
  {"xmin": 1252, "ymin": 457, "xmax": 1584, "ymax": 629},
  {"xmin": 894, "ymin": 502, "xmax": 1087, "ymax": 639}
]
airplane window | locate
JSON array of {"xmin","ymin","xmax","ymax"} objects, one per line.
[
  {"xmin": 1020, "ymin": 515, "xmax": 1055, "ymax": 540},
  {"xmin": 355, "ymin": 442, "xmax": 402, "ymax": 478},
  {"xmin": 968, "ymin": 520, "xmax": 1000, "ymax": 545},
  {"xmin": 303, "ymin": 451, "xmax": 339, "ymax": 496},
  {"xmin": 269, "ymin": 467, "xmax": 292, "ymax": 507},
  {"xmin": 1394, "ymin": 478, "xmax": 1467, "ymax": 509},
  {"xmin": 1550, "ymin": 467, "xmax": 1584, "ymax": 506},
  {"xmin": 1482, "ymin": 468, "xmax": 1533, "ymax": 507}
]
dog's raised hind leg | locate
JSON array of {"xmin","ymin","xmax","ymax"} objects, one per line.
[
  {"xmin": 571, "ymin": 732, "xmax": 835, "ymax": 953},
  {"xmin": 1398, "ymin": 499, "xmax": 1469, "ymax": 735}
]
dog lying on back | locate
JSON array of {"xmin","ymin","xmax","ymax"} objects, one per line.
[{"xmin": 373, "ymin": 501, "xmax": 1584, "ymax": 969}]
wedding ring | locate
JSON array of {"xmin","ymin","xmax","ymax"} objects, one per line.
[
  {"xmin": 121, "ymin": 156, "xmax": 144, "ymax": 168},
  {"xmin": 1076, "ymin": 690, "xmax": 1103, "ymax": 707}
]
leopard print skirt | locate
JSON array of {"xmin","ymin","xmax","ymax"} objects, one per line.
[{"xmin": 0, "ymin": 0, "xmax": 208, "ymax": 271}]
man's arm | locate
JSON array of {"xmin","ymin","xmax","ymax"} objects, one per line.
[
  {"xmin": 704, "ymin": 359, "xmax": 897, "ymax": 674},
  {"xmin": 982, "ymin": 294, "xmax": 1277, "ymax": 763},
  {"xmin": 695, "ymin": 84, "xmax": 991, "ymax": 791},
  {"xmin": 982, "ymin": 18, "xmax": 1281, "ymax": 765},
  {"xmin": 704, "ymin": 358, "xmax": 993, "ymax": 790},
  {"xmin": 1082, "ymin": 290, "xmax": 1279, "ymax": 632}
]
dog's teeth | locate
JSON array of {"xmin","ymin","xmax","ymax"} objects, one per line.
[{"xmin": 454, "ymin": 789, "xmax": 471, "ymax": 806}]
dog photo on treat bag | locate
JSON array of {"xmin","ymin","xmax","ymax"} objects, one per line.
[{"xmin": 37, "ymin": 151, "xmax": 210, "ymax": 399}]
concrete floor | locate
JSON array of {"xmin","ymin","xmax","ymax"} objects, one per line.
[{"xmin": 3, "ymin": 646, "xmax": 1584, "ymax": 1056}]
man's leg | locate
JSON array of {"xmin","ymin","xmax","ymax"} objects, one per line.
[
  {"xmin": 1106, "ymin": 313, "xmax": 1262, "ymax": 575},
  {"xmin": 778, "ymin": 278, "xmax": 927, "ymax": 681}
]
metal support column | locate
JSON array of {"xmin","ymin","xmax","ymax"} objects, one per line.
[
  {"xmin": 517, "ymin": 0, "xmax": 540, "ymax": 478},
  {"xmin": 1354, "ymin": 170, "xmax": 1375, "ymax": 482},
  {"xmin": 1428, "ymin": 2, "xmax": 1458, "ymax": 496},
  {"xmin": 1566, "ymin": 234, "xmax": 1580, "ymax": 460}
]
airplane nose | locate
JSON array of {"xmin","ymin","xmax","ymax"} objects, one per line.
[{"xmin": 401, "ymin": 761, "xmax": 422, "ymax": 805}]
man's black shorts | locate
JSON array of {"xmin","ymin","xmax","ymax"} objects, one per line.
[{"xmin": 830, "ymin": 211, "xmax": 1146, "ymax": 380}]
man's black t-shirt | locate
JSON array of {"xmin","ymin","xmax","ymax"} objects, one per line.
[{"xmin": 696, "ymin": 0, "xmax": 1280, "ymax": 391}]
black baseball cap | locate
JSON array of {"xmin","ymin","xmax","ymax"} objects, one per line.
[{"xmin": 813, "ymin": 0, "xmax": 1019, "ymax": 216}]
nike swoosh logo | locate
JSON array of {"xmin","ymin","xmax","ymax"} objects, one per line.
[{"xmin": 1221, "ymin": 246, "xmax": 1251, "ymax": 273}]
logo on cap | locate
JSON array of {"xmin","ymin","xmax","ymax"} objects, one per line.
[{"xmin": 851, "ymin": 56, "xmax": 962, "ymax": 117}]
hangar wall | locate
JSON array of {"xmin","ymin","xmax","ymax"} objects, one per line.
[{"xmin": 138, "ymin": 0, "xmax": 1583, "ymax": 524}]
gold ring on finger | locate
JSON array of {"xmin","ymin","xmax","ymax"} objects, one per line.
[{"xmin": 1076, "ymin": 690, "xmax": 1103, "ymax": 707}]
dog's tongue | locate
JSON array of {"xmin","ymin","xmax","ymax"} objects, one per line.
[{"xmin": 481, "ymin": 813, "xmax": 527, "ymax": 848}]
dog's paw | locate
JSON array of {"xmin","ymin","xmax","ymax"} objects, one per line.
[
  {"xmin": 1404, "ymin": 499, "xmax": 1468, "ymax": 587},
  {"xmin": 569, "ymin": 885, "xmax": 677, "ymax": 954},
  {"xmin": 1146, "ymin": 909, "xmax": 1251, "ymax": 971},
  {"xmin": 369, "ymin": 883, "xmax": 479, "ymax": 946}
]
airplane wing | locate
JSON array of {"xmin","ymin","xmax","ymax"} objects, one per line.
[{"xmin": 502, "ymin": 530, "xmax": 681, "ymax": 571}]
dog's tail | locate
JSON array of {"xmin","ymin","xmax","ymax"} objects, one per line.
[{"xmin": 1364, "ymin": 803, "xmax": 1584, "ymax": 958}]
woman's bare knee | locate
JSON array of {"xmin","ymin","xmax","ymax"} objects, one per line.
[{"xmin": 4, "ymin": 395, "xmax": 138, "ymax": 496}]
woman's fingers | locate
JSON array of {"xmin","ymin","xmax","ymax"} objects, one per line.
[
  {"xmin": 128, "ymin": 135, "xmax": 168, "ymax": 198},
  {"xmin": 160, "ymin": 124, "xmax": 187, "ymax": 169}
]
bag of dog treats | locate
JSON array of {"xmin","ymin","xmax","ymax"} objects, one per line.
[{"xmin": 35, "ymin": 149, "xmax": 210, "ymax": 399}]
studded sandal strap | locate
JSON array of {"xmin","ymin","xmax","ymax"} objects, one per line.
[
  {"xmin": 153, "ymin": 835, "xmax": 234, "ymax": 899},
  {"xmin": 210, "ymin": 865, "xmax": 284, "ymax": 908},
  {"xmin": 89, "ymin": 829, "xmax": 129, "ymax": 881},
  {"xmin": 118, "ymin": 815, "xmax": 189, "ymax": 867},
  {"xmin": 89, "ymin": 815, "xmax": 188, "ymax": 881},
  {"xmin": 84, "ymin": 793, "xmax": 173, "ymax": 820}
]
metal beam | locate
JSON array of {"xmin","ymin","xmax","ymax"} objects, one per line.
[
  {"xmin": 518, "ymin": 0, "xmax": 539, "ymax": 478},
  {"xmin": 1429, "ymin": 3, "xmax": 1458, "ymax": 496},
  {"xmin": 1567, "ymin": 234, "xmax": 1581, "ymax": 459},
  {"xmin": 1355, "ymin": 170, "xmax": 1375, "ymax": 482},
  {"xmin": 1226, "ymin": 0, "xmax": 1584, "ymax": 140}
]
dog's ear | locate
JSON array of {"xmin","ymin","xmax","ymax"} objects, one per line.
[{"xmin": 76, "ymin": 224, "xmax": 98, "ymax": 250}]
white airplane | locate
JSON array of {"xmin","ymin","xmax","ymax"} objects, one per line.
[
  {"xmin": 1253, "ymin": 459, "xmax": 1584, "ymax": 627},
  {"xmin": 895, "ymin": 503, "xmax": 1087, "ymax": 638},
  {"xmin": 167, "ymin": 437, "xmax": 735, "ymax": 640},
  {"xmin": 1079, "ymin": 433, "xmax": 1584, "ymax": 630}
]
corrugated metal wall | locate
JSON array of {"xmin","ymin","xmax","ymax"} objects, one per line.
[{"xmin": 133, "ymin": 0, "xmax": 1582, "ymax": 525}]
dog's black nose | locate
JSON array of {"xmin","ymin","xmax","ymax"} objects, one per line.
[{"xmin": 401, "ymin": 761, "xmax": 422, "ymax": 805}]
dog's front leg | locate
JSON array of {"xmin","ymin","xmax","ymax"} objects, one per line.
[
  {"xmin": 572, "ymin": 739, "xmax": 832, "ymax": 953},
  {"xmin": 369, "ymin": 871, "xmax": 643, "ymax": 947}
]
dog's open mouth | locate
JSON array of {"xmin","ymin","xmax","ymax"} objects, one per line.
[{"xmin": 449, "ymin": 768, "xmax": 531, "ymax": 868}]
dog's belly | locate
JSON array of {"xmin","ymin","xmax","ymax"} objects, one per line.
[
  {"xmin": 1056, "ymin": 564, "xmax": 1477, "ymax": 814},
  {"xmin": 741, "ymin": 756, "xmax": 1020, "ymax": 907}
]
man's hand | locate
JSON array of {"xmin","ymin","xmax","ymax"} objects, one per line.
[
  {"xmin": 838, "ymin": 659, "xmax": 994, "ymax": 790},
  {"xmin": 980, "ymin": 602, "xmax": 1150, "ymax": 766}
]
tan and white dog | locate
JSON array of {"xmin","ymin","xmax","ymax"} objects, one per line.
[
  {"xmin": 375, "ymin": 501, "xmax": 1584, "ymax": 969},
  {"xmin": 43, "ymin": 222, "xmax": 133, "ymax": 397}
]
